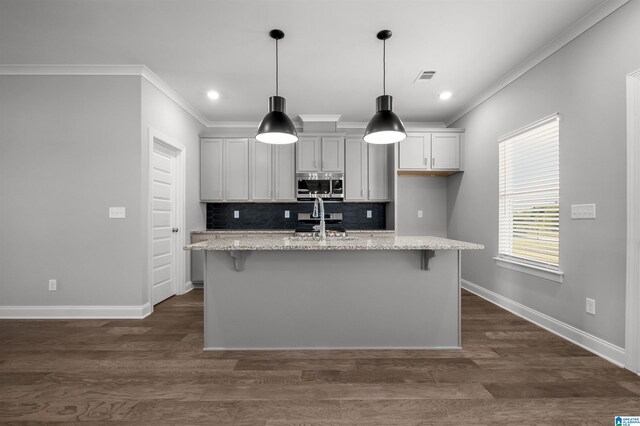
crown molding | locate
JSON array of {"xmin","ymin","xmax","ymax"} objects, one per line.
[
  {"xmin": 0, "ymin": 64, "xmax": 210, "ymax": 127},
  {"xmin": 445, "ymin": 0, "xmax": 630, "ymax": 126},
  {"xmin": 338, "ymin": 121, "xmax": 447, "ymax": 130},
  {"xmin": 298, "ymin": 114, "xmax": 342, "ymax": 122}
]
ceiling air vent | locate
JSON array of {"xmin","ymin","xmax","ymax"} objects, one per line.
[{"xmin": 414, "ymin": 70, "xmax": 436, "ymax": 83}]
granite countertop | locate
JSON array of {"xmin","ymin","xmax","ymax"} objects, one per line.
[
  {"xmin": 190, "ymin": 229, "xmax": 395, "ymax": 234},
  {"xmin": 184, "ymin": 234, "xmax": 483, "ymax": 251}
]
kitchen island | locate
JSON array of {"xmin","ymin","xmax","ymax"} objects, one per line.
[{"xmin": 185, "ymin": 234, "xmax": 483, "ymax": 350}]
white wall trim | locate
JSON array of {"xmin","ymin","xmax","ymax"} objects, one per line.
[
  {"xmin": 0, "ymin": 65, "xmax": 209, "ymax": 127},
  {"xmin": 338, "ymin": 121, "xmax": 447, "ymax": 130},
  {"xmin": 493, "ymin": 256, "xmax": 564, "ymax": 283},
  {"xmin": 0, "ymin": 303, "xmax": 151, "ymax": 319},
  {"xmin": 183, "ymin": 281, "xmax": 194, "ymax": 294},
  {"xmin": 626, "ymin": 68, "xmax": 640, "ymax": 374},
  {"xmin": 462, "ymin": 279, "xmax": 625, "ymax": 367},
  {"xmin": 446, "ymin": 0, "xmax": 630, "ymax": 126}
]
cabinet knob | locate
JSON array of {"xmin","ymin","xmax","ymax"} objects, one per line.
[{"xmin": 172, "ymin": 228, "xmax": 179, "ymax": 233}]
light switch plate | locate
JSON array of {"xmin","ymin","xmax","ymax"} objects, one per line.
[
  {"xmin": 233, "ymin": 210, "xmax": 240, "ymax": 219},
  {"xmin": 48, "ymin": 279, "xmax": 57, "ymax": 291},
  {"xmin": 418, "ymin": 210, "xmax": 423, "ymax": 218},
  {"xmin": 284, "ymin": 210, "xmax": 290, "ymax": 219},
  {"xmin": 571, "ymin": 204, "xmax": 596, "ymax": 219},
  {"xmin": 586, "ymin": 298, "xmax": 596, "ymax": 315},
  {"xmin": 367, "ymin": 210, "xmax": 372, "ymax": 219},
  {"xmin": 109, "ymin": 207, "xmax": 126, "ymax": 219}
]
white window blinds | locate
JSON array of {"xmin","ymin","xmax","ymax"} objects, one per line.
[{"xmin": 498, "ymin": 114, "xmax": 560, "ymax": 268}]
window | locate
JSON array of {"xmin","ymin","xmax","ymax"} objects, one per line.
[{"xmin": 498, "ymin": 114, "xmax": 560, "ymax": 273}]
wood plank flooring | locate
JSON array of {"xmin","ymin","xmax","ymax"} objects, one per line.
[{"xmin": 1, "ymin": 289, "xmax": 639, "ymax": 424}]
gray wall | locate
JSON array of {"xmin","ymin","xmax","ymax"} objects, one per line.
[
  {"xmin": 0, "ymin": 75, "xmax": 205, "ymax": 310},
  {"xmin": 0, "ymin": 75, "xmax": 144, "ymax": 306},
  {"xmin": 396, "ymin": 176, "xmax": 447, "ymax": 237},
  {"xmin": 447, "ymin": 1, "xmax": 640, "ymax": 347},
  {"xmin": 140, "ymin": 79, "xmax": 205, "ymax": 296}
]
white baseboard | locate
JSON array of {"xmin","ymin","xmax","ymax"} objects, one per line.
[
  {"xmin": 0, "ymin": 303, "xmax": 151, "ymax": 319},
  {"xmin": 461, "ymin": 279, "xmax": 626, "ymax": 367},
  {"xmin": 182, "ymin": 281, "xmax": 194, "ymax": 294}
]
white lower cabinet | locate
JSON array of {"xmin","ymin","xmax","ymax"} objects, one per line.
[
  {"xmin": 345, "ymin": 138, "xmax": 389, "ymax": 202},
  {"xmin": 201, "ymin": 138, "xmax": 249, "ymax": 202},
  {"xmin": 251, "ymin": 140, "xmax": 295, "ymax": 202}
]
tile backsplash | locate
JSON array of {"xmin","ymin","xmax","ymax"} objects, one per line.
[{"xmin": 207, "ymin": 202, "xmax": 387, "ymax": 230}]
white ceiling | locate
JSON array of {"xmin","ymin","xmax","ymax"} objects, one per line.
[{"xmin": 0, "ymin": 0, "xmax": 609, "ymax": 124}]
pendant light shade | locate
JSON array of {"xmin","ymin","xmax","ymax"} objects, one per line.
[
  {"xmin": 364, "ymin": 30, "xmax": 406, "ymax": 145},
  {"xmin": 256, "ymin": 29, "xmax": 298, "ymax": 145}
]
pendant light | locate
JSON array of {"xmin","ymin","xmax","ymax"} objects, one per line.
[
  {"xmin": 364, "ymin": 30, "xmax": 407, "ymax": 144},
  {"xmin": 256, "ymin": 29, "xmax": 298, "ymax": 145}
]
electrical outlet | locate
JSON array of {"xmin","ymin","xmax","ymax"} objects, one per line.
[
  {"xmin": 233, "ymin": 210, "xmax": 240, "ymax": 219},
  {"xmin": 108, "ymin": 207, "xmax": 126, "ymax": 219},
  {"xmin": 571, "ymin": 204, "xmax": 596, "ymax": 219},
  {"xmin": 418, "ymin": 210, "xmax": 423, "ymax": 218},
  {"xmin": 48, "ymin": 279, "xmax": 57, "ymax": 291},
  {"xmin": 586, "ymin": 298, "xmax": 596, "ymax": 315},
  {"xmin": 284, "ymin": 210, "xmax": 290, "ymax": 219},
  {"xmin": 367, "ymin": 210, "xmax": 372, "ymax": 219}
]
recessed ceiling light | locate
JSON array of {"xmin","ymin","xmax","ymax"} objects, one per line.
[
  {"xmin": 207, "ymin": 90, "xmax": 220, "ymax": 100},
  {"xmin": 439, "ymin": 91, "xmax": 452, "ymax": 100}
]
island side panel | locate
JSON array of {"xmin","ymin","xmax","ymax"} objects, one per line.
[{"xmin": 204, "ymin": 249, "xmax": 460, "ymax": 349}]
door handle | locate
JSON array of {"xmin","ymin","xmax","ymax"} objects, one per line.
[
  {"xmin": 172, "ymin": 228, "xmax": 179, "ymax": 233},
  {"xmin": 432, "ymin": 158, "xmax": 435, "ymax": 167}
]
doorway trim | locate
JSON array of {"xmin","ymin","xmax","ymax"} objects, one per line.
[
  {"xmin": 626, "ymin": 68, "xmax": 640, "ymax": 374},
  {"xmin": 147, "ymin": 127, "xmax": 188, "ymax": 313}
]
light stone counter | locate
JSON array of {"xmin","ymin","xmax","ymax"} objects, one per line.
[{"xmin": 185, "ymin": 235, "xmax": 483, "ymax": 251}]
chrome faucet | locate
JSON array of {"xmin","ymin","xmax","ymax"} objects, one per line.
[{"xmin": 312, "ymin": 196, "xmax": 326, "ymax": 240}]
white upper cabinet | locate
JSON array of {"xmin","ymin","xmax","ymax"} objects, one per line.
[
  {"xmin": 297, "ymin": 137, "xmax": 321, "ymax": 172},
  {"xmin": 320, "ymin": 137, "xmax": 345, "ymax": 172},
  {"xmin": 398, "ymin": 132, "xmax": 462, "ymax": 171},
  {"xmin": 368, "ymin": 144, "xmax": 389, "ymax": 201},
  {"xmin": 201, "ymin": 138, "xmax": 249, "ymax": 202},
  {"xmin": 345, "ymin": 138, "xmax": 367, "ymax": 201},
  {"xmin": 274, "ymin": 144, "xmax": 296, "ymax": 201},
  {"xmin": 250, "ymin": 140, "xmax": 296, "ymax": 202},
  {"xmin": 398, "ymin": 135, "xmax": 431, "ymax": 169},
  {"xmin": 297, "ymin": 136, "xmax": 344, "ymax": 172},
  {"xmin": 251, "ymin": 140, "xmax": 273, "ymax": 201},
  {"xmin": 201, "ymin": 138, "xmax": 224, "ymax": 201},
  {"xmin": 224, "ymin": 139, "xmax": 250, "ymax": 200},
  {"xmin": 431, "ymin": 133, "xmax": 460, "ymax": 170},
  {"xmin": 344, "ymin": 138, "xmax": 389, "ymax": 202}
]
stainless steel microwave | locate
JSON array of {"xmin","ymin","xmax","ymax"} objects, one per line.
[{"xmin": 296, "ymin": 172, "xmax": 344, "ymax": 201}]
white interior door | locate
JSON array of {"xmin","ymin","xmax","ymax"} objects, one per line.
[{"xmin": 152, "ymin": 142, "xmax": 178, "ymax": 305}]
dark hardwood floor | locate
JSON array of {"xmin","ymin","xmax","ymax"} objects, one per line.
[{"xmin": 1, "ymin": 289, "xmax": 639, "ymax": 424}]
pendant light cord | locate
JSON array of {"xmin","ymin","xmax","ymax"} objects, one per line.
[
  {"xmin": 275, "ymin": 38, "xmax": 279, "ymax": 96},
  {"xmin": 383, "ymin": 39, "xmax": 386, "ymax": 95}
]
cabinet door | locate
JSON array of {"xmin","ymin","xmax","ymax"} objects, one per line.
[
  {"xmin": 200, "ymin": 138, "xmax": 224, "ymax": 200},
  {"xmin": 297, "ymin": 137, "xmax": 320, "ymax": 172},
  {"xmin": 398, "ymin": 135, "xmax": 430, "ymax": 169},
  {"xmin": 345, "ymin": 138, "xmax": 367, "ymax": 200},
  {"xmin": 251, "ymin": 140, "xmax": 273, "ymax": 201},
  {"xmin": 321, "ymin": 137, "xmax": 345, "ymax": 172},
  {"xmin": 274, "ymin": 144, "xmax": 296, "ymax": 201},
  {"xmin": 368, "ymin": 144, "xmax": 389, "ymax": 201},
  {"xmin": 431, "ymin": 133, "xmax": 460, "ymax": 170},
  {"xmin": 225, "ymin": 139, "xmax": 249, "ymax": 200}
]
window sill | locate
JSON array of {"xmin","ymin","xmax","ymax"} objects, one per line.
[{"xmin": 493, "ymin": 256, "xmax": 564, "ymax": 283}]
